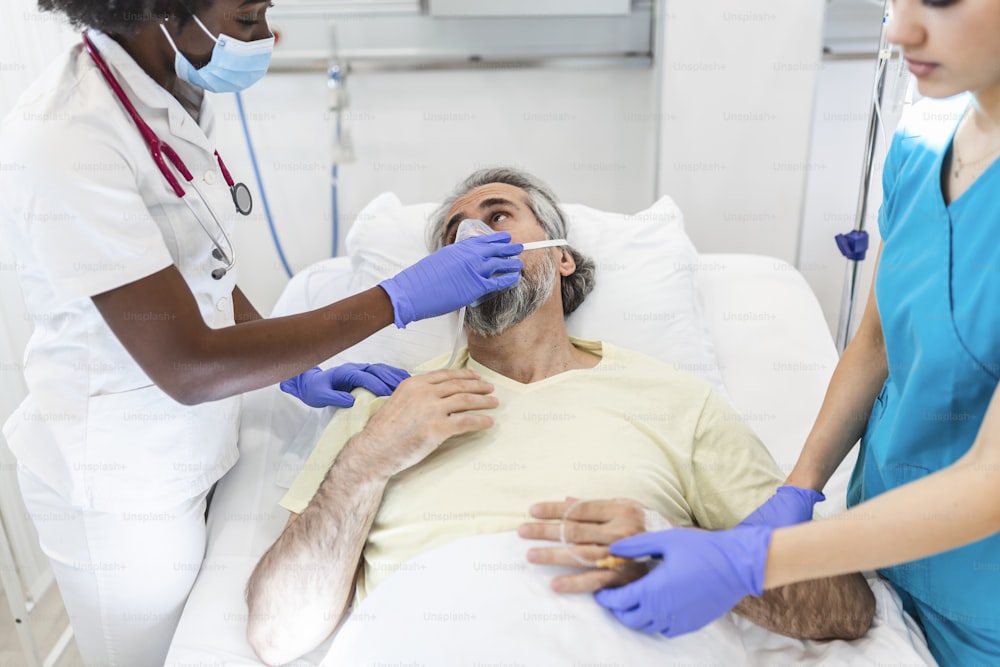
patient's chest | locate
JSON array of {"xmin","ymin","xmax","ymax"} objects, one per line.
[{"xmin": 360, "ymin": 372, "xmax": 699, "ymax": 595}]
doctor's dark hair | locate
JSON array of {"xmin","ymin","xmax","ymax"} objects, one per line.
[
  {"xmin": 37, "ymin": 0, "xmax": 212, "ymax": 35},
  {"xmin": 427, "ymin": 167, "xmax": 596, "ymax": 317}
]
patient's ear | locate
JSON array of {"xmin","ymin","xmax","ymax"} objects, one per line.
[{"xmin": 558, "ymin": 248, "xmax": 576, "ymax": 277}]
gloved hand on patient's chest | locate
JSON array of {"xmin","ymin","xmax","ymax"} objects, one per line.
[
  {"xmin": 280, "ymin": 363, "xmax": 410, "ymax": 408},
  {"xmin": 738, "ymin": 485, "xmax": 825, "ymax": 529},
  {"xmin": 379, "ymin": 232, "xmax": 523, "ymax": 328}
]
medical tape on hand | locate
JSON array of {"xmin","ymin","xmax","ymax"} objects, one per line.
[{"xmin": 643, "ymin": 509, "xmax": 674, "ymax": 533}]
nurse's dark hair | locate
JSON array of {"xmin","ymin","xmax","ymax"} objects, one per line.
[
  {"xmin": 427, "ymin": 167, "xmax": 597, "ymax": 317},
  {"xmin": 37, "ymin": 0, "xmax": 213, "ymax": 35}
]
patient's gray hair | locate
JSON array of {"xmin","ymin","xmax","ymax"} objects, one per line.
[{"xmin": 427, "ymin": 167, "xmax": 596, "ymax": 316}]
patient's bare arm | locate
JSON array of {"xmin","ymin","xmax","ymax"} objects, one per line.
[
  {"xmin": 732, "ymin": 573, "xmax": 875, "ymax": 640},
  {"xmin": 245, "ymin": 370, "xmax": 498, "ymax": 666},
  {"xmin": 245, "ymin": 436, "xmax": 389, "ymax": 666},
  {"xmin": 521, "ymin": 499, "xmax": 875, "ymax": 640}
]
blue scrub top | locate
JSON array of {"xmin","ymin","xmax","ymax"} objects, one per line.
[{"xmin": 848, "ymin": 94, "xmax": 1000, "ymax": 643}]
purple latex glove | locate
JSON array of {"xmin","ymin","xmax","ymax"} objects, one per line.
[
  {"xmin": 379, "ymin": 232, "xmax": 523, "ymax": 328},
  {"xmin": 280, "ymin": 363, "xmax": 410, "ymax": 408},
  {"xmin": 738, "ymin": 485, "xmax": 826, "ymax": 529},
  {"xmin": 594, "ymin": 526, "xmax": 773, "ymax": 637}
]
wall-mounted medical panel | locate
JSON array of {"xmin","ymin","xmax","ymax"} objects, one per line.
[{"xmin": 268, "ymin": 0, "xmax": 654, "ymax": 70}]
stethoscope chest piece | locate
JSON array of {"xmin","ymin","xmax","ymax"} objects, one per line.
[{"xmin": 231, "ymin": 182, "xmax": 252, "ymax": 216}]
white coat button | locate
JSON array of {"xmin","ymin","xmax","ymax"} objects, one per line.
[
  {"xmin": 204, "ymin": 170, "xmax": 217, "ymax": 185},
  {"xmin": 216, "ymin": 296, "xmax": 230, "ymax": 312}
]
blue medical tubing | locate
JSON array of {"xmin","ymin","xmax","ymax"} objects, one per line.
[
  {"xmin": 328, "ymin": 64, "xmax": 348, "ymax": 257},
  {"xmin": 330, "ymin": 100, "xmax": 341, "ymax": 257},
  {"xmin": 835, "ymin": 230, "xmax": 869, "ymax": 261},
  {"xmin": 331, "ymin": 162, "xmax": 339, "ymax": 257},
  {"xmin": 235, "ymin": 90, "xmax": 294, "ymax": 279}
]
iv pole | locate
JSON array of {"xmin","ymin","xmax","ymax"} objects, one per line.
[{"xmin": 834, "ymin": 0, "xmax": 892, "ymax": 354}]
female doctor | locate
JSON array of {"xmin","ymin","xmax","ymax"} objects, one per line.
[
  {"xmin": 594, "ymin": 1, "xmax": 1000, "ymax": 664},
  {"xmin": 0, "ymin": 0, "xmax": 522, "ymax": 664}
]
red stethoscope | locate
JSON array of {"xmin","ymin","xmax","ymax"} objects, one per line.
[{"xmin": 82, "ymin": 31, "xmax": 251, "ymax": 280}]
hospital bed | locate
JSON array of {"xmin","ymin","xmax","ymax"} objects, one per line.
[{"xmin": 165, "ymin": 194, "xmax": 935, "ymax": 666}]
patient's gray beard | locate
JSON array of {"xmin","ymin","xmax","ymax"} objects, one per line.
[{"xmin": 465, "ymin": 252, "xmax": 557, "ymax": 338}]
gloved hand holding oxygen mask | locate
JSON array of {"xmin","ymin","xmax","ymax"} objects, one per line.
[
  {"xmin": 378, "ymin": 222, "xmax": 525, "ymax": 329},
  {"xmin": 286, "ymin": 220, "xmax": 556, "ymax": 407},
  {"xmin": 438, "ymin": 218, "xmax": 569, "ymax": 368}
]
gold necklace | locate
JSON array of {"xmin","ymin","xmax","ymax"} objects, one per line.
[{"xmin": 953, "ymin": 109, "xmax": 1000, "ymax": 178}]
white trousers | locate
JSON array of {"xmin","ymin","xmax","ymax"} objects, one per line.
[{"xmin": 16, "ymin": 467, "xmax": 209, "ymax": 667}]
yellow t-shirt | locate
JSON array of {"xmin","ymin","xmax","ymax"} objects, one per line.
[{"xmin": 281, "ymin": 339, "xmax": 782, "ymax": 598}]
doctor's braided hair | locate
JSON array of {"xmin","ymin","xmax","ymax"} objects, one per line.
[
  {"xmin": 37, "ymin": 0, "xmax": 212, "ymax": 35},
  {"xmin": 428, "ymin": 167, "xmax": 597, "ymax": 317}
]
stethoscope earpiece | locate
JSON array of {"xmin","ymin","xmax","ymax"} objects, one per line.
[{"xmin": 210, "ymin": 246, "xmax": 233, "ymax": 279}]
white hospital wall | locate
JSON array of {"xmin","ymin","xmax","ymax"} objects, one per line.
[{"xmin": 654, "ymin": 0, "xmax": 826, "ymax": 265}]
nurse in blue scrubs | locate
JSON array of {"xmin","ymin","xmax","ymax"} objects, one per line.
[{"xmin": 593, "ymin": 1, "xmax": 1000, "ymax": 663}]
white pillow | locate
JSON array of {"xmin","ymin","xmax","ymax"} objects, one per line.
[{"xmin": 333, "ymin": 192, "xmax": 726, "ymax": 396}]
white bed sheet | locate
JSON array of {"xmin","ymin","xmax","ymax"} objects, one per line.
[
  {"xmin": 323, "ymin": 531, "xmax": 934, "ymax": 667},
  {"xmin": 165, "ymin": 253, "xmax": 934, "ymax": 667}
]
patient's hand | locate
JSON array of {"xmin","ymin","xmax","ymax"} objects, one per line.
[
  {"xmin": 355, "ymin": 368, "xmax": 499, "ymax": 479},
  {"xmin": 518, "ymin": 498, "xmax": 668, "ymax": 593}
]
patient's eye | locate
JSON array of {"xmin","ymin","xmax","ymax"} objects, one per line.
[{"xmin": 491, "ymin": 212, "xmax": 510, "ymax": 224}]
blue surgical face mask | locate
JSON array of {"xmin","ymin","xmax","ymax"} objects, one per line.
[{"xmin": 159, "ymin": 15, "xmax": 274, "ymax": 93}]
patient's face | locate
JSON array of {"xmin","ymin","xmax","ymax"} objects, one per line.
[{"xmin": 443, "ymin": 183, "xmax": 558, "ymax": 337}]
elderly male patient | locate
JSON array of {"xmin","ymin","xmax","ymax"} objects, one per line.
[{"xmin": 245, "ymin": 168, "xmax": 875, "ymax": 665}]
